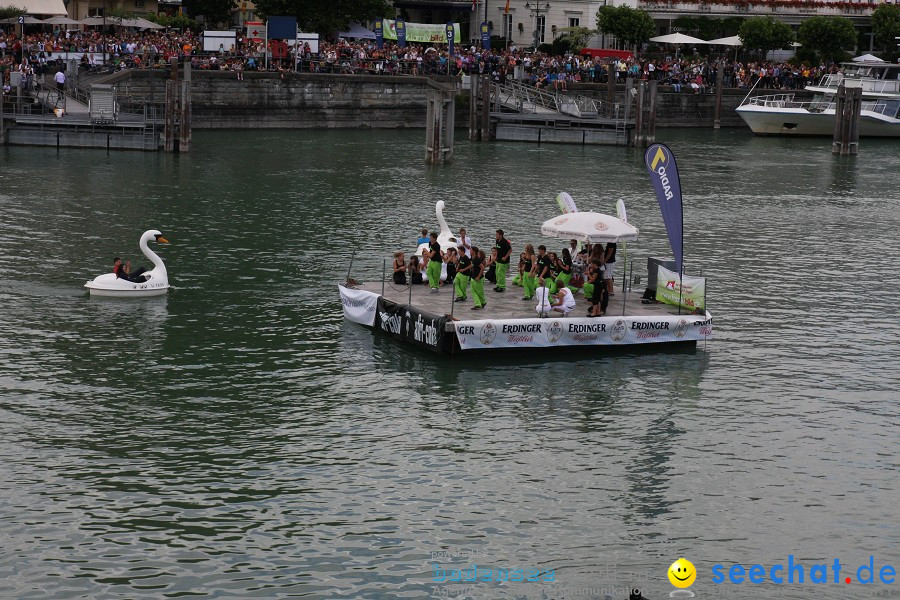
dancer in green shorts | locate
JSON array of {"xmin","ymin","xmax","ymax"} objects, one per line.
[
  {"xmin": 493, "ymin": 229, "xmax": 512, "ymax": 292},
  {"xmin": 521, "ymin": 244, "xmax": 536, "ymax": 300},
  {"xmin": 470, "ymin": 247, "xmax": 486, "ymax": 310},
  {"xmin": 454, "ymin": 244, "xmax": 472, "ymax": 302},
  {"xmin": 426, "ymin": 232, "xmax": 442, "ymax": 292},
  {"xmin": 554, "ymin": 248, "xmax": 573, "ymax": 294}
]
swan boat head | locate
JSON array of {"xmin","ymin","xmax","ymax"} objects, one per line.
[{"xmin": 435, "ymin": 201, "xmax": 458, "ymax": 255}]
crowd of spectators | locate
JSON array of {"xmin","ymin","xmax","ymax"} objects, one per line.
[{"xmin": 1, "ymin": 27, "xmax": 836, "ymax": 94}]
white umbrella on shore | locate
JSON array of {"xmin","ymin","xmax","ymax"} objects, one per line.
[
  {"xmin": 541, "ymin": 212, "xmax": 639, "ymax": 244},
  {"xmin": 43, "ymin": 16, "xmax": 82, "ymax": 25},
  {"xmin": 707, "ymin": 35, "xmax": 742, "ymax": 46},
  {"xmin": 853, "ymin": 54, "xmax": 884, "ymax": 63},
  {"xmin": 0, "ymin": 16, "xmax": 45, "ymax": 23},
  {"xmin": 650, "ymin": 33, "xmax": 709, "ymax": 45}
]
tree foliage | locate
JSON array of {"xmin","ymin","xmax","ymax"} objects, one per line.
[
  {"xmin": 183, "ymin": 0, "xmax": 235, "ymax": 28},
  {"xmin": 251, "ymin": 0, "xmax": 393, "ymax": 35},
  {"xmin": 0, "ymin": 5, "xmax": 26, "ymax": 20},
  {"xmin": 872, "ymin": 3, "xmax": 900, "ymax": 54},
  {"xmin": 673, "ymin": 16, "xmax": 744, "ymax": 41},
  {"xmin": 738, "ymin": 16, "xmax": 794, "ymax": 58},
  {"xmin": 145, "ymin": 11, "xmax": 197, "ymax": 30},
  {"xmin": 555, "ymin": 26, "xmax": 596, "ymax": 52},
  {"xmin": 797, "ymin": 16, "xmax": 856, "ymax": 64},
  {"xmin": 596, "ymin": 5, "xmax": 655, "ymax": 51}
]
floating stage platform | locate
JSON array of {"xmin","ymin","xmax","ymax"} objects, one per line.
[
  {"xmin": 492, "ymin": 112, "xmax": 632, "ymax": 146},
  {"xmin": 339, "ymin": 282, "xmax": 712, "ymax": 356}
]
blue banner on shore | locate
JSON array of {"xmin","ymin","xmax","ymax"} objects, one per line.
[
  {"xmin": 396, "ymin": 19, "xmax": 406, "ymax": 47},
  {"xmin": 266, "ymin": 16, "xmax": 296, "ymax": 40},
  {"xmin": 374, "ymin": 19, "xmax": 383, "ymax": 49},
  {"xmin": 480, "ymin": 21, "xmax": 490, "ymax": 49},
  {"xmin": 644, "ymin": 143, "xmax": 684, "ymax": 274},
  {"xmin": 446, "ymin": 22, "xmax": 455, "ymax": 56}
]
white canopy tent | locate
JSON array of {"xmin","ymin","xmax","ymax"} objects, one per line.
[
  {"xmin": 126, "ymin": 17, "xmax": 165, "ymax": 29},
  {"xmin": 541, "ymin": 212, "xmax": 640, "ymax": 244},
  {"xmin": 338, "ymin": 22, "xmax": 375, "ymax": 40},
  {"xmin": 853, "ymin": 54, "xmax": 884, "ymax": 63}
]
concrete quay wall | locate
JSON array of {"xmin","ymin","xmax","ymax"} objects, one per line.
[
  {"xmin": 121, "ymin": 71, "xmax": 439, "ymax": 129},
  {"xmin": 115, "ymin": 71, "xmax": 795, "ymax": 130}
]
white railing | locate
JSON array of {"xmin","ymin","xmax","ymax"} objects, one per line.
[
  {"xmin": 495, "ymin": 80, "xmax": 602, "ymax": 118},
  {"xmin": 816, "ymin": 73, "xmax": 900, "ymax": 95}
]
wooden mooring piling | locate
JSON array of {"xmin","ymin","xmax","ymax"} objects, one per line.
[
  {"xmin": 425, "ymin": 80, "xmax": 455, "ymax": 164},
  {"xmin": 164, "ymin": 58, "xmax": 192, "ymax": 153},
  {"xmin": 832, "ymin": 81, "xmax": 862, "ymax": 156}
]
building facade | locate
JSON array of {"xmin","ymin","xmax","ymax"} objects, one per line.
[{"xmin": 400, "ymin": 0, "xmax": 879, "ymax": 49}]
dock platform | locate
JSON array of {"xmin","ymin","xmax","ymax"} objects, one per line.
[{"xmin": 339, "ymin": 281, "xmax": 712, "ymax": 355}]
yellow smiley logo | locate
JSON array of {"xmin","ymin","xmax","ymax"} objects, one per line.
[{"xmin": 668, "ymin": 558, "xmax": 697, "ymax": 588}]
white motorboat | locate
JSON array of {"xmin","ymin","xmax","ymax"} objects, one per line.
[
  {"xmin": 84, "ymin": 230, "xmax": 170, "ymax": 297},
  {"xmin": 736, "ymin": 61, "xmax": 900, "ymax": 137}
]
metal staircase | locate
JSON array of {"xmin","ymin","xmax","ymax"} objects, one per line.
[{"xmin": 492, "ymin": 80, "xmax": 602, "ymax": 118}]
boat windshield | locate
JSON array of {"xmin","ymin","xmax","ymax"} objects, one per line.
[{"xmin": 882, "ymin": 99, "xmax": 900, "ymax": 119}]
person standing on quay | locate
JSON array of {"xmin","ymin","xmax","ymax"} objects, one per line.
[
  {"xmin": 470, "ymin": 247, "xmax": 486, "ymax": 310},
  {"xmin": 493, "ymin": 229, "xmax": 512, "ymax": 292},
  {"xmin": 426, "ymin": 232, "xmax": 441, "ymax": 293}
]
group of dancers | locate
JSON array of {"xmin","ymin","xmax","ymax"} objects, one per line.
[{"xmin": 392, "ymin": 227, "xmax": 617, "ymax": 318}]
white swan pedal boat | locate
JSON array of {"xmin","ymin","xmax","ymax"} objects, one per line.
[{"xmin": 84, "ymin": 230, "xmax": 170, "ymax": 297}]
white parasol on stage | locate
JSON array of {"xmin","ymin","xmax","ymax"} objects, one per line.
[{"xmin": 541, "ymin": 212, "xmax": 639, "ymax": 244}]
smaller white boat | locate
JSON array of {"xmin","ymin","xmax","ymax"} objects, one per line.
[
  {"xmin": 84, "ymin": 230, "xmax": 170, "ymax": 297},
  {"xmin": 736, "ymin": 61, "xmax": 900, "ymax": 137}
]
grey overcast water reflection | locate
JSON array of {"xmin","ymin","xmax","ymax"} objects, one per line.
[{"xmin": 0, "ymin": 129, "xmax": 898, "ymax": 600}]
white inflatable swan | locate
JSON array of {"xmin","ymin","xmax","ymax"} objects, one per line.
[{"xmin": 416, "ymin": 201, "xmax": 458, "ymax": 257}]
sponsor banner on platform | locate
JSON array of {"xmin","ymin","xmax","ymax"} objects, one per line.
[
  {"xmin": 644, "ymin": 143, "xmax": 684, "ymax": 274},
  {"xmin": 374, "ymin": 298, "xmax": 448, "ymax": 353},
  {"xmin": 656, "ymin": 265, "xmax": 706, "ymax": 311},
  {"xmin": 339, "ymin": 285, "xmax": 378, "ymax": 326},
  {"xmin": 453, "ymin": 314, "xmax": 712, "ymax": 350}
]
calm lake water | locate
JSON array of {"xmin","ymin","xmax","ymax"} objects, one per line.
[{"xmin": 0, "ymin": 129, "xmax": 898, "ymax": 600}]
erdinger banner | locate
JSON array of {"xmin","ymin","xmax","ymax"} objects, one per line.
[
  {"xmin": 375, "ymin": 298, "xmax": 448, "ymax": 353},
  {"xmin": 339, "ymin": 285, "xmax": 378, "ymax": 326},
  {"xmin": 644, "ymin": 143, "xmax": 683, "ymax": 274},
  {"xmin": 453, "ymin": 315, "xmax": 712, "ymax": 350},
  {"xmin": 656, "ymin": 265, "xmax": 706, "ymax": 311}
]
